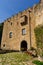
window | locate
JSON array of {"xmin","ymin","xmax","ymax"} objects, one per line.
[
  {"xmin": 20, "ymin": 15, "xmax": 28, "ymax": 26},
  {"xmin": 22, "ymin": 28, "xmax": 26, "ymax": 35},
  {"xmin": 3, "ymin": 44, "xmax": 5, "ymax": 47},
  {"xmin": 11, "ymin": 22, "xmax": 12, "ymax": 25},
  {"xmin": 9, "ymin": 32, "xmax": 13, "ymax": 38},
  {"xmin": 8, "ymin": 21, "xmax": 10, "ymax": 22}
]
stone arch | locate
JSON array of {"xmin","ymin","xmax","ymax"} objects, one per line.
[{"xmin": 21, "ymin": 40, "xmax": 27, "ymax": 51}]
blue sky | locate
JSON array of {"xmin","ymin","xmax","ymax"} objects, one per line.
[{"xmin": 0, "ymin": 0, "xmax": 40, "ymax": 23}]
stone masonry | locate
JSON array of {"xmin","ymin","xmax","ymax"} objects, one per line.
[{"xmin": 1, "ymin": 0, "xmax": 43, "ymax": 51}]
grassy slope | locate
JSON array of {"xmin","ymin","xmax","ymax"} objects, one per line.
[{"xmin": 0, "ymin": 52, "xmax": 33, "ymax": 65}]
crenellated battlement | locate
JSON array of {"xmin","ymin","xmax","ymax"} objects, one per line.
[{"xmin": 4, "ymin": 8, "xmax": 33, "ymax": 23}]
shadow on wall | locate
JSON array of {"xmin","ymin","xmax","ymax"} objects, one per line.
[
  {"xmin": 0, "ymin": 49, "xmax": 20, "ymax": 54},
  {"xmin": 0, "ymin": 23, "xmax": 4, "ymax": 49}
]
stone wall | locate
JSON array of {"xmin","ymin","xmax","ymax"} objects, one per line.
[{"xmin": 1, "ymin": 9, "xmax": 36, "ymax": 51}]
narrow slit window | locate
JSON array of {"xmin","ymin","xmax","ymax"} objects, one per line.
[{"xmin": 22, "ymin": 28, "xmax": 26, "ymax": 35}]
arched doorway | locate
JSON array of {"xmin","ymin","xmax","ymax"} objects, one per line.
[{"xmin": 21, "ymin": 40, "xmax": 27, "ymax": 51}]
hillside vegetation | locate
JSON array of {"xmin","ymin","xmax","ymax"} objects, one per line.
[{"xmin": 0, "ymin": 52, "xmax": 33, "ymax": 65}]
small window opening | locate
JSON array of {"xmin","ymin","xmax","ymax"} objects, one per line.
[
  {"xmin": 11, "ymin": 22, "xmax": 12, "ymax": 25},
  {"xmin": 9, "ymin": 32, "xmax": 13, "ymax": 38},
  {"xmin": 22, "ymin": 28, "xmax": 26, "ymax": 35},
  {"xmin": 3, "ymin": 44, "xmax": 5, "ymax": 47},
  {"xmin": 21, "ymin": 15, "xmax": 28, "ymax": 26}
]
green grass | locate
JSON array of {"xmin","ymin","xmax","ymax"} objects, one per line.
[
  {"xmin": 0, "ymin": 52, "xmax": 32, "ymax": 65},
  {"xmin": 32, "ymin": 60, "xmax": 43, "ymax": 65}
]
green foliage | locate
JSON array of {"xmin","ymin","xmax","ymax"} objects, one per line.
[
  {"xmin": 32, "ymin": 60, "xmax": 43, "ymax": 65},
  {"xmin": 34, "ymin": 25, "xmax": 43, "ymax": 56},
  {"xmin": 34, "ymin": 25, "xmax": 43, "ymax": 47},
  {"xmin": 0, "ymin": 52, "xmax": 33, "ymax": 65}
]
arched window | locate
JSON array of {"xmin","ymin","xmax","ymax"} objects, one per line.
[{"xmin": 9, "ymin": 32, "xmax": 13, "ymax": 38}]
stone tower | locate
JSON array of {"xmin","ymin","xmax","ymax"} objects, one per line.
[
  {"xmin": 1, "ymin": 0, "xmax": 43, "ymax": 51},
  {"xmin": 40, "ymin": 0, "xmax": 43, "ymax": 7},
  {"xmin": 35, "ymin": 0, "xmax": 43, "ymax": 26},
  {"xmin": 40, "ymin": 0, "xmax": 43, "ymax": 4},
  {"xmin": 1, "ymin": 9, "xmax": 37, "ymax": 51}
]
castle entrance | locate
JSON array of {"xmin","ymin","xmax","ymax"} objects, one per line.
[{"xmin": 21, "ymin": 40, "xmax": 27, "ymax": 51}]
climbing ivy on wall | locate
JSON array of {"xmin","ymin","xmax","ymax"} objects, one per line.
[{"xmin": 34, "ymin": 25, "xmax": 43, "ymax": 56}]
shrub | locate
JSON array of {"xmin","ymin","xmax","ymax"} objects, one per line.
[
  {"xmin": 32, "ymin": 60, "xmax": 43, "ymax": 65},
  {"xmin": 34, "ymin": 25, "xmax": 43, "ymax": 56}
]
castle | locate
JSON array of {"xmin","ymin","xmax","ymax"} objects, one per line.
[{"xmin": 0, "ymin": 0, "xmax": 43, "ymax": 51}]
